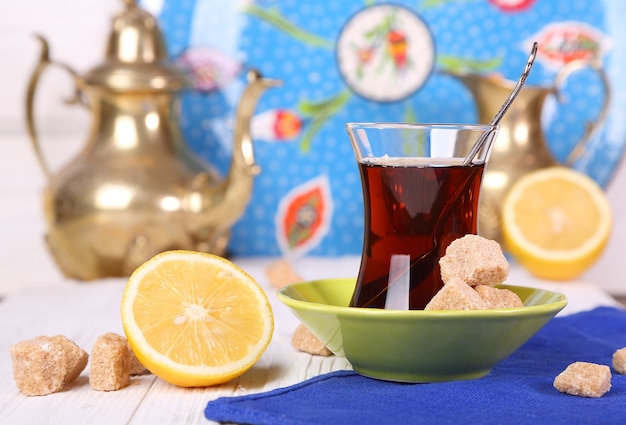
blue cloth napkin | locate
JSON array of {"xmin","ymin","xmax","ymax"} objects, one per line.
[{"xmin": 205, "ymin": 307, "xmax": 626, "ymax": 425}]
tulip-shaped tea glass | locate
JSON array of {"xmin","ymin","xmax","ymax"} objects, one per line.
[{"xmin": 347, "ymin": 123, "xmax": 499, "ymax": 310}]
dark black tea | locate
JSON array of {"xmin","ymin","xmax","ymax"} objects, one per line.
[{"xmin": 350, "ymin": 157, "xmax": 485, "ymax": 310}]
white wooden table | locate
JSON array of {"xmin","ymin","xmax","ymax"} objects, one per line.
[{"xmin": 0, "ymin": 256, "xmax": 622, "ymax": 425}]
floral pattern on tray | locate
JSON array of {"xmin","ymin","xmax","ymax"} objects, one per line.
[{"xmin": 143, "ymin": 0, "xmax": 626, "ymax": 256}]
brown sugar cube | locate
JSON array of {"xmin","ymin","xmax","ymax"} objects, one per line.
[
  {"xmin": 291, "ymin": 324, "xmax": 333, "ymax": 356},
  {"xmin": 475, "ymin": 285, "xmax": 524, "ymax": 309},
  {"xmin": 612, "ymin": 347, "xmax": 626, "ymax": 374},
  {"xmin": 439, "ymin": 234, "xmax": 509, "ymax": 287},
  {"xmin": 553, "ymin": 362, "xmax": 611, "ymax": 398},
  {"xmin": 424, "ymin": 277, "xmax": 488, "ymax": 311},
  {"xmin": 50, "ymin": 335, "xmax": 88, "ymax": 383},
  {"xmin": 10, "ymin": 336, "xmax": 67, "ymax": 396},
  {"xmin": 127, "ymin": 344, "xmax": 149, "ymax": 376},
  {"xmin": 266, "ymin": 258, "xmax": 304, "ymax": 289},
  {"xmin": 89, "ymin": 333, "xmax": 130, "ymax": 391}
]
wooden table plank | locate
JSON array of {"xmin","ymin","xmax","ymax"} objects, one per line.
[
  {"xmin": 0, "ymin": 262, "xmax": 353, "ymax": 425},
  {"xmin": 1, "ymin": 257, "xmax": 622, "ymax": 425}
]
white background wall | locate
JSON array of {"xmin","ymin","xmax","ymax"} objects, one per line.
[
  {"xmin": 1, "ymin": 0, "xmax": 120, "ymax": 135},
  {"xmin": 0, "ymin": 0, "xmax": 624, "ymax": 296}
]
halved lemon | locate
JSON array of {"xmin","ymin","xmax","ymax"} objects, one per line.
[
  {"xmin": 501, "ymin": 166, "xmax": 612, "ymax": 280},
  {"xmin": 120, "ymin": 250, "xmax": 274, "ymax": 387}
]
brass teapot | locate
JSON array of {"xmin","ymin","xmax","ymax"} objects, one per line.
[
  {"xmin": 25, "ymin": 0, "xmax": 280, "ymax": 280},
  {"xmin": 443, "ymin": 59, "xmax": 610, "ymax": 245}
]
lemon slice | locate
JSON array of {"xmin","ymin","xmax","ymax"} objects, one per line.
[
  {"xmin": 501, "ymin": 166, "xmax": 612, "ymax": 280},
  {"xmin": 120, "ymin": 250, "xmax": 274, "ymax": 387}
]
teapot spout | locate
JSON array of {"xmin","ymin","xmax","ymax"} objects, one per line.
[
  {"xmin": 232, "ymin": 69, "xmax": 282, "ymax": 177},
  {"xmin": 188, "ymin": 70, "xmax": 281, "ymax": 253},
  {"xmin": 224, "ymin": 68, "xmax": 281, "ymax": 214}
]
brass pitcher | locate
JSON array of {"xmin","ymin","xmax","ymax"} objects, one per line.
[
  {"xmin": 443, "ymin": 60, "xmax": 610, "ymax": 245},
  {"xmin": 25, "ymin": 0, "xmax": 280, "ymax": 280}
]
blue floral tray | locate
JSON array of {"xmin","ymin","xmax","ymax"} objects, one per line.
[{"xmin": 144, "ymin": 0, "xmax": 626, "ymax": 257}]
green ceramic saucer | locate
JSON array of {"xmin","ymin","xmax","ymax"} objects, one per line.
[{"xmin": 277, "ymin": 278, "xmax": 567, "ymax": 383}]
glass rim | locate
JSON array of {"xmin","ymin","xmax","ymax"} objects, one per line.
[{"xmin": 345, "ymin": 122, "xmax": 499, "ymax": 132}]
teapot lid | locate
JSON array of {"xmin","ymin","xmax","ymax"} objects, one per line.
[{"xmin": 82, "ymin": 0, "xmax": 190, "ymax": 92}]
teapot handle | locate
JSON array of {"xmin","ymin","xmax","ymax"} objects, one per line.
[
  {"xmin": 25, "ymin": 35, "xmax": 84, "ymax": 180},
  {"xmin": 553, "ymin": 58, "xmax": 611, "ymax": 166}
]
